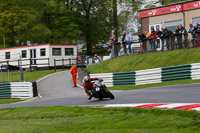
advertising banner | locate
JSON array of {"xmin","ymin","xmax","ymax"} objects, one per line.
[
  {"xmin": 139, "ymin": 4, "xmax": 182, "ymax": 18},
  {"xmin": 183, "ymin": 1, "xmax": 200, "ymax": 11}
]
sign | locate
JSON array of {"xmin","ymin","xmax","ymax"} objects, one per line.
[
  {"xmin": 183, "ymin": 1, "xmax": 200, "ymax": 11},
  {"xmin": 139, "ymin": 4, "xmax": 182, "ymax": 18},
  {"xmin": 77, "ymin": 55, "xmax": 82, "ymax": 61},
  {"xmin": 110, "ymin": 28, "xmax": 117, "ymax": 37}
]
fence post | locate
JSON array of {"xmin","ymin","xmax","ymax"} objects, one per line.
[
  {"xmin": 7, "ymin": 60, "xmax": 9, "ymax": 82},
  {"xmin": 54, "ymin": 59, "xmax": 56, "ymax": 72},
  {"xmin": 62, "ymin": 58, "xmax": 64, "ymax": 71},
  {"xmin": 29, "ymin": 58, "xmax": 32, "ymax": 72},
  {"xmin": 69, "ymin": 58, "xmax": 71, "ymax": 67},
  {"xmin": 48, "ymin": 58, "xmax": 50, "ymax": 70}
]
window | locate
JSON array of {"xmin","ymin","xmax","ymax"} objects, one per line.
[
  {"xmin": 192, "ymin": 17, "xmax": 200, "ymax": 25},
  {"xmin": 40, "ymin": 48, "xmax": 46, "ymax": 56},
  {"xmin": 21, "ymin": 50, "xmax": 27, "ymax": 58},
  {"xmin": 65, "ymin": 48, "xmax": 74, "ymax": 56},
  {"xmin": 5, "ymin": 52, "xmax": 10, "ymax": 59},
  {"xmin": 52, "ymin": 48, "xmax": 61, "ymax": 56},
  {"xmin": 165, "ymin": 20, "xmax": 182, "ymax": 32}
]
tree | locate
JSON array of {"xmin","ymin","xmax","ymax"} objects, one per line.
[
  {"xmin": 72, "ymin": 0, "xmax": 113, "ymax": 55},
  {"xmin": 0, "ymin": 0, "xmax": 80, "ymax": 47},
  {"xmin": 159, "ymin": 0, "xmax": 190, "ymax": 5}
]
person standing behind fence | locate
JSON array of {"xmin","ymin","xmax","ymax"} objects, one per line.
[
  {"xmin": 179, "ymin": 24, "xmax": 188, "ymax": 49},
  {"xmin": 156, "ymin": 29, "xmax": 162, "ymax": 50},
  {"xmin": 125, "ymin": 31, "xmax": 132, "ymax": 54},
  {"xmin": 194, "ymin": 23, "xmax": 200, "ymax": 47},
  {"xmin": 110, "ymin": 35, "xmax": 118, "ymax": 58},
  {"xmin": 70, "ymin": 65, "xmax": 77, "ymax": 87},
  {"xmin": 160, "ymin": 28, "xmax": 165, "ymax": 51},
  {"xmin": 138, "ymin": 31, "xmax": 147, "ymax": 53},
  {"xmin": 175, "ymin": 26, "xmax": 182, "ymax": 49},
  {"xmin": 164, "ymin": 29, "xmax": 172, "ymax": 51},
  {"xmin": 150, "ymin": 28, "xmax": 156, "ymax": 52},
  {"xmin": 145, "ymin": 31, "xmax": 151, "ymax": 52},
  {"xmin": 122, "ymin": 31, "xmax": 127, "ymax": 55},
  {"xmin": 188, "ymin": 24, "xmax": 197, "ymax": 47}
]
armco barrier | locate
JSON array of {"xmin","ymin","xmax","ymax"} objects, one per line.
[
  {"xmin": 89, "ymin": 63, "xmax": 200, "ymax": 87},
  {"xmin": 0, "ymin": 82, "xmax": 34, "ymax": 99}
]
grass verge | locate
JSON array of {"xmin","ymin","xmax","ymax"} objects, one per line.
[
  {"xmin": 0, "ymin": 107, "xmax": 200, "ymax": 132},
  {"xmin": 108, "ymin": 79, "xmax": 200, "ymax": 90},
  {"xmin": 23, "ymin": 69, "xmax": 63, "ymax": 82},
  {"xmin": 86, "ymin": 48, "xmax": 200, "ymax": 73},
  {"xmin": 0, "ymin": 99, "xmax": 22, "ymax": 104}
]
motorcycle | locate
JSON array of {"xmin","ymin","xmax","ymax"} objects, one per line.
[{"xmin": 90, "ymin": 79, "xmax": 115, "ymax": 100}]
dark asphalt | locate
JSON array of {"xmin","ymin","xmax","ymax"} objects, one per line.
[{"xmin": 0, "ymin": 71, "xmax": 200, "ymax": 109}]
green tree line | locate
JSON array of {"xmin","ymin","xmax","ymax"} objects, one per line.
[{"xmin": 0, "ymin": 0, "xmax": 186, "ymax": 54}]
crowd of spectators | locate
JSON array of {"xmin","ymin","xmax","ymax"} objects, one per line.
[
  {"xmin": 138, "ymin": 23, "xmax": 200, "ymax": 53},
  {"xmin": 109, "ymin": 23, "xmax": 200, "ymax": 58}
]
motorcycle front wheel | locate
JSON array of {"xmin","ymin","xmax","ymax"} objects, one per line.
[{"xmin": 105, "ymin": 90, "xmax": 115, "ymax": 99}]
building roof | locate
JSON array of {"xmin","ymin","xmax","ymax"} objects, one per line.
[
  {"xmin": 0, "ymin": 43, "xmax": 77, "ymax": 51},
  {"xmin": 139, "ymin": 0, "xmax": 200, "ymax": 18}
]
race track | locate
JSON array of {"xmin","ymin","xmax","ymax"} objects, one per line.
[{"xmin": 0, "ymin": 71, "xmax": 200, "ymax": 109}]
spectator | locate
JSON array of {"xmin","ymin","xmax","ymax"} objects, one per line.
[
  {"xmin": 156, "ymin": 29, "xmax": 162, "ymax": 50},
  {"xmin": 179, "ymin": 24, "xmax": 188, "ymax": 48},
  {"xmin": 174, "ymin": 26, "xmax": 182, "ymax": 49},
  {"xmin": 122, "ymin": 31, "xmax": 127, "ymax": 55},
  {"xmin": 110, "ymin": 35, "xmax": 118, "ymax": 58},
  {"xmin": 94, "ymin": 54, "xmax": 101, "ymax": 63},
  {"xmin": 170, "ymin": 29, "xmax": 175, "ymax": 50},
  {"xmin": 160, "ymin": 28, "xmax": 165, "ymax": 51},
  {"xmin": 164, "ymin": 28, "xmax": 172, "ymax": 50},
  {"xmin": 125, "ymin": 31, "xmax": 132, "ymax": 54},
  {"xmin": 193, "ymin": 23, "xmax": 200, "ymax": 46},
  {"xmin": 150, "ymin": 28, "xmax": 156, "ymax": 52},
  {"xmin": 188, "ymin": 23, "xmax": 197, "ymax": 47},
  {"xmin": 119, "ymin": 44, "xmax": 125, "ymax": 56},
  {"xmin": 145, "ymin": 31, "xmax": 151, "ymax": 52},
  {"xmin": 138, "ymin": 31, "xmax": 147, "ymax": 52}
]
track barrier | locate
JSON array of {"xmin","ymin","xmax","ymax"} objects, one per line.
[{"xmin": 90, "ymin": 63, "xmax": 200, "ymax": 87}]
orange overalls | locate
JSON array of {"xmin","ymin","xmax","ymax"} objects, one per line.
[{"xmin": 70, "ymin": 65, "xmax": 77, "ymax": 86}]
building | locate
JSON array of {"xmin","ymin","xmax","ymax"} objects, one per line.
[
  {"xmin": 139, "ymin": 0, "xmax": 200, "ymax": 49},
  {"xmin": 0, "ymin": 43, "xmax": 77, "ymax": 69}
]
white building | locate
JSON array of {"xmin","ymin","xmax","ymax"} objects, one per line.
[{"xmin": 0, "ymin": 43, "xmax": 78, "ymax": 69}]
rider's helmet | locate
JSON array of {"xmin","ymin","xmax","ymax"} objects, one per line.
[{"xmin": 83, "ymin": 76, "xmax": 90, "ymax": 83}]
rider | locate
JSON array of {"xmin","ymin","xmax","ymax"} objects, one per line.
[{"xmin": 83, "ymin": 76, "xmax": 100, "ymax": 100}]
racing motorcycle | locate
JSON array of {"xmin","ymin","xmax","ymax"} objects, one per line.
[{"xmin": 90, "ymin": 79, "xmax": 115, "ymax": 100}]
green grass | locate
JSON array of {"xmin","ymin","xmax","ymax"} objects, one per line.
[
  {"xmin": 86, "ymin": 48, "xmax": 200, "ymax": 73},
  {"xmin": 1, "ymin": 69, "xmax": 63, "ymax": 82},
  {"xmin": 23, "ymin": 69, "xmax": 63, "ymax": 82},
  {"xmin": 0, "ymin": 107, "xmax": 200, "ymax": 132},
  {"xmin": 0, "ymin": 99, "xmax": 22, "ymax": 104},
  {"xmin": 108, "ymin": 79, "xmax": 200, "ymax": 90}
]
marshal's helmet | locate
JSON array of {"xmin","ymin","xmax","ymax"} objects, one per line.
[{"xmin": 83, "ymin": 76, "xmax": 90, "ymax": 83}]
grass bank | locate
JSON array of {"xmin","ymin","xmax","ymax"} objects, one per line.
[
  {"xmin": 86, "ymin": 48, "xmax": 200, "ymax": 73},
  {"xmin": 0, "ymin": 99, "xmax": 22, "ymax": 104},
  {"xmin": 0, "ymin": 107, "xmax": 200, "ymax": 132},
  {"xmin": 108, "ymin": 79, "xmax": 200, "ymax": 90}
]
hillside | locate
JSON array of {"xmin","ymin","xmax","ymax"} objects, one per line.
[{"xmin": 86, "ymin": 48, "xmax": 200, "ymax": 73}]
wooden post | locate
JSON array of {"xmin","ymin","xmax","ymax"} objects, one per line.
[
  {"xmin": 54, "ymin": 59, "xmax": 56, "ymax": 72},
  {"xmin": 29, "ymin": 58, "xmax": 32, "ymax": 72},
  {"xmin": 48, "ymin": 58, "xmax": 50, "ymax": 70},
  {"xmin": 62, "ymin": 58, "xmax": 64, "ymax": 70},
  {"xmin": 69, "ymin": 58, "xmax": 71, "ymax": 67}
]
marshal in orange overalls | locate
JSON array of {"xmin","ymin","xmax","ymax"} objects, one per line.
[{"xmin": 70, "ymin": 65, "xmax": 77, "ymax": 87}]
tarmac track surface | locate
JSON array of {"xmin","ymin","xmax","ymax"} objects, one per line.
[{"xmin": 0, "ymin": 71, "xmax": 200, "ymax": 109}]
